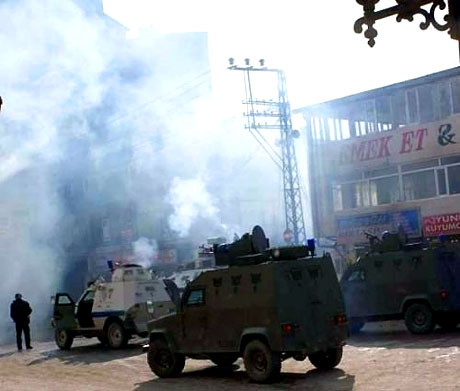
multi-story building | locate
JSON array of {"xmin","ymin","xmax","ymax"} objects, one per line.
[
  {"xmin": 55, "ymin": 1, "xmax": 213, "ymax": 286},
  {"xmin": 295, "ymin": 67, "xmax": 460, "ymax": 273}
]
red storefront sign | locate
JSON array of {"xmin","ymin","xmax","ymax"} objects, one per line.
[{"xmin": 423, "ymin": 213, "xmax": 460, "ymax": 236}]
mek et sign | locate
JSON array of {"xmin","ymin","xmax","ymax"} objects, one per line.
[
  {"xmin": 340, "ymin": 128, "xmax": 428, "ymax": 164},
  {"xmin": 332, "ymin": 116, "xmax": 460, "ymax": 169}
]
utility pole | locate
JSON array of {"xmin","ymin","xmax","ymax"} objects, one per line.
[{"xmin": 228, "ymin": 58, "xmax": 306, "ymax": 245}]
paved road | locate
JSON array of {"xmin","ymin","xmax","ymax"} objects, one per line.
[{"xmin": 1, "ymin": 322, "xmax": 459, "ymax": 391}]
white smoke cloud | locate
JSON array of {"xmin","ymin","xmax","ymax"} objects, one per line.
[
  {"xmin": 167, "ymin": 176, "xmax": 219, "ymax": 237},
  {"xmin": 0, "ymin": 0, "xmax": 286, "ymax": 344},
  {"xmin": 132, "ymin": 237, "xmax": 158, "ymax": 268}
]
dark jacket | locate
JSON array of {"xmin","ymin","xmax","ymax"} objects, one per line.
[{"xmin": 10, "ymin": 299, "xmax": 32, "ymax": 324}]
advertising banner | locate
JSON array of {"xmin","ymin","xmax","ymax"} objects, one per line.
[
  {"xmin": 320, "ymin": 115, "xmax": 460, "ymax": 172},
  {"xmin": 337, "ymin": 209, "xmax": 421, "ymax": 245},
  {"xmin": 423, "ymin": 212, "xmax": 460, "ymax": 236}
]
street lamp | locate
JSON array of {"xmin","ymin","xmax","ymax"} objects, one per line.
[{"xmin": 354, "ymin": 0, "xmax": 460, "ymax": 49}]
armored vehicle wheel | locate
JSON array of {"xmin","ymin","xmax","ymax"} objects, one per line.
[
  {"xmin": 210, "ymin": 354, "xmax": 239, "ymax": 367},
  {"xmin": 404, "ymin": 303, "xmax": 435, "ymax": 334},
  {"xmin": 436, "ymin": 315, "xmax": 460, "ymax": 331},
  {"xmin": 106, "ymin": 321, "xmax": 128, "ymax": 349},
  {"xmin": 147, "ymin": 339, "xmax": 185, "ymax": 378},
  {"xmin": 243, "ymin": 340, "xmax": 281, "ymax": 383},
  {"xmin": 308, "ymin": 347, "xmax": 343, "ymax": 370},
  {"xmin": 55, "ymin": 329, "xmax": 74, "ymax": 350}
]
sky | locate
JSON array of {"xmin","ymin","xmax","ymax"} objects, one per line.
[{"xmin": 103, "ymin": 0, "xmax": 460, "ymax": 109}]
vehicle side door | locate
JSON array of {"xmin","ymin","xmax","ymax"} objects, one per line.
[
  {"xmin": 53, "ymin": 293, "xmax": 77, "ymax": 330},
  {"xmin": 435, "ymin": 249, "xmax": 460, "ymax": 311},
  {"xmin": 341, "ymin": 267, "xmax": 370, "ymax": 318},
  {"xmin": 76, "ymin": 290, "xmax": 96, "ymax": 328},
  {"xmin": 180, "ymin": 286, "xmax": 208, "ymax": 352}
]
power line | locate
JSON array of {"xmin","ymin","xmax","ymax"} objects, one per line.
[{"xmin": 228, "ymin": 60, "xmax": 307, "ymax": 245}]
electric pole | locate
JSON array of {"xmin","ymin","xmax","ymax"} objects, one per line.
[{"xmin": 228, "ymin": 58, "xmax": 306, "ymax": 245}]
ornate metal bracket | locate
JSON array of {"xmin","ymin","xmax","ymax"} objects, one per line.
[{"xmin": 354, "ymin": 0, "xmax": 459, "ymax": 47}]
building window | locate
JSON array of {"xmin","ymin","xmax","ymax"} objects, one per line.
[
  {"xmin": 401, "ymin": 159, "xmax": 438, "ymax": 172},
  {"xmin": 376, "ymin": 96, "xmax": 392, "ymax": 131},
  {"xmin": 331, "ymin": 157, "xmax": 460, "ymax": 211},
  {"xmin": 370, "ymin": 176, "xmax": 400, "ymax": 205},
  {"xmin": 333, "ymin": 182, "xmax": 369, "ymax": 210},
  {"xmin": 403, "ymin": 170, "xmax": 436, "ymax": 200},
  {"xmin": 418, "ymin": 85, "xmax": 435, "ymax": 123},
  {"xmin": 438, "ymin": 83, "xmax": 452, "ymax": 119},
  {"xmin": 437, "ymin": 169, "xmax": 447, "ymax": 195},
  {"xmin": 442, "ymin": 155, "xmax": 460, "ymax": 165},
  {"xmin": 447, "ymin": 165, "xmax": 460, "ymax": 194},
  {"xmin": 406, "ymin": 89, "xmax": 419, "ymax": 124},
  {"xmin": 452, "ymin": 77, "xmax": 460, "ymax": 114},
  {"xmin": 391, "ymin": 90, "xmax": 407, "ymax": 128}
]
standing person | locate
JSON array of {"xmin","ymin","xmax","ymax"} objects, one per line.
[{"xmin": 10, "ymin": 293, "xmax": 33, "ymax": 351}]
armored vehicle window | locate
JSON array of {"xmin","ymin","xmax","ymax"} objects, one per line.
[
  {"xmin": 57, "ymin": 295, "xmax": 72, "ymax": 305},
  {"xmin": 186, "ymin": 289, "xmax": 205, "ymax": 306},
  {"xmin": 347, "ymin": 269, "xmax": 366, "ymax": 282}
]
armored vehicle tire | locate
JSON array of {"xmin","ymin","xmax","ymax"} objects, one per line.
[
  {"xmin": 210, "ymin": 354, "xmax": 239, "ymax": 367},
  {"xmin": 55, "ymin": 329, "xmax": 74, "ymax": 350},
  {"xmin": 106, "ymin": 321, "xmax": 128, "ymax": 349},
  {"xmin": 243, "ymin": 340, "xmax": 281, "ymax": 383},
  {"xmin": 404, "ymin": 303, "xmax": 435, "ymax": 335},
  {"xmin": 436, "ymin": 315, "xmax": 460, "ymax": 331},
  {"xmin": 308, "ymin": 347, "xmax": 343, "ymax": 370},
  {"xmin": 147, "ymin": 339, "xmax": 185, "ymax": 378}
]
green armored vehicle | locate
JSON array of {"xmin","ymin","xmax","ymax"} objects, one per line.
[
  {"xmin": 341, "ymin": 231, "xmax": 460, "ymax": 334},
  {"xmin": 146, "ymin": 226, "xmax": 348, "ymax": 383}
]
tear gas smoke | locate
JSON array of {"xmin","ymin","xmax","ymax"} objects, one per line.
[
  {"xmin": 0, "ymin": 0, "xmax": 284, "ymax": 343},
  {"xmin": 132, "ymin": 237, "xmax": 158, "ymax": 268},
  {"xmin": 167, "ymin": 177, "xmax": 219, "ymax": 237}
]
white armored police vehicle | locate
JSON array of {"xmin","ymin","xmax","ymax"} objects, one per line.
[{"xmin": 51, "ymin": 264, "xmax": 176, "ymax": 350}]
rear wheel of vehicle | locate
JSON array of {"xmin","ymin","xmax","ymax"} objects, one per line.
[
  {"xmin": 243, "ymin": 340, "xmax": 281, "ymax": 383},
  {"xmin": 349, "ymin": 321, "xmax": 365, "ymax": 334},
  {"xmin": 404, "ymin": 303, "xmax": 435, "ymax": 335},
  {"xmin": 147, "ymin": 339, "xmax": 185, "ymax": 378},
  {"xmin": 106, "ymin": 321, "xmax": 128, "ymax": 349},
  {"xmin": 437, "ymin": 315, "xmax": 460, "ymax": 331},
  {"xmin": 308, "ymin": 347, "xmax": 343, "ymax": 370},
  {"xmin": 55, "ymin": 329, "xmax": 74, "ymax": 350},
  {"xmin": 210, "ymin": 354, "xmax": 239, "ymax": 367}
]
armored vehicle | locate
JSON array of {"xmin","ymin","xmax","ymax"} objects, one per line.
[
  {"xmin": 341, "ymin": 231, "xmax": 460, "ymax": 334},
  {"xmin": 146, "ymin": 226, "xmax": 348, "ymax": 383},
  {"xmin": 51, "ymin": 264, "xmax": 175, "ymax": 350}
]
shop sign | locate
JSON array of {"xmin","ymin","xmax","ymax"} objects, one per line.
[
  {"xmin": 423, "ymin": 212, "xmax": 460, "ymax": 236},
  {"xmin": 336, "ymin": 209, "xmax": 421, "ymax": 245},
  {"xmin": 321, "ymin": 116, "xmax": 460, "ymax": 170}
]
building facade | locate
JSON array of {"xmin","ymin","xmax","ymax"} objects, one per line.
[{"xmin": 296, "ymin": 67, "xmax": 460, "ymax": 272}]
